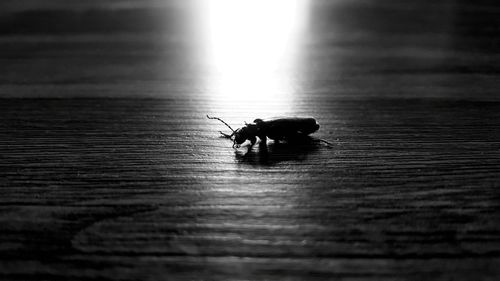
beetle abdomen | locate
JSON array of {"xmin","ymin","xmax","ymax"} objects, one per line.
[{"xmin": 263, "ymin": 117, "xmax": 320, "ymax": 140}]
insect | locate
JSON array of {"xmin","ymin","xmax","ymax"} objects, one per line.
[{"xmin": 207, "ymin": 115, "xmax": 331, "ymax": 148}]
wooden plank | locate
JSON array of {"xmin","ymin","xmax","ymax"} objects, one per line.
[
  {"xmin": 1, "ymin": 1, "xmax": 500, "ymax": 280},
  {"xmin": 1, "ymin": 99, "xmax": 499, "ymax": 280}
]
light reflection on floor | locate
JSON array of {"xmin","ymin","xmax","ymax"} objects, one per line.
[{"xmin": 187, "ymin": 2, "xmax": 321, "ymax": 243}]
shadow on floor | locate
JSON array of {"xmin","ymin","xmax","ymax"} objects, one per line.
[{"xmin": 234, "ymin": 136, "xmax": 329, "ymax": 166}]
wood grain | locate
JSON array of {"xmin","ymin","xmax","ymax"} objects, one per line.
[
  {"xmin": 1, "ymin": 98, "xmax": 499, "ymax": 280},
  {"xmin": 1, "ymin": 1, "xmax": 500, "ymax": 280}
]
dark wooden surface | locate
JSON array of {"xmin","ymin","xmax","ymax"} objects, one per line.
[{"xmin": 1, "ymin": 1, "xmax": 500, "ymax": 280}]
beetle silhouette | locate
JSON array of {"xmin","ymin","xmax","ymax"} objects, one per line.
[{"xmin": 207, "ymin": 115, "xmax": 331, "ymax": 148}]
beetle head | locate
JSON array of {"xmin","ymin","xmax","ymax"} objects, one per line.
[{"xmin": 233, "ymin": 124, "xmax": 258, "ymax": 146}]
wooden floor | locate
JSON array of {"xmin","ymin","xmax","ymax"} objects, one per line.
[{"xmin": 1, "ymin": 1, "xmax": 500, "ymax": 280}]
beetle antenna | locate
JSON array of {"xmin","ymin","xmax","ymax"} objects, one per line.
[{"xmin": 206, "ymin": 115, "xmax": 236, "ymax": 133}]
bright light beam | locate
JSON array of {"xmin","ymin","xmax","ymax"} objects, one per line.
[{"xmin": 198, "ymin": 0, "xmax": 310, "ymax": 116}]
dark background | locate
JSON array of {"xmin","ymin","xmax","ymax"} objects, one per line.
[{"xmin": 1, "ymin": 0, "xmax": 499, "ymax": 280}]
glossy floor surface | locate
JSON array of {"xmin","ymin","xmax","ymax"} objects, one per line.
[{"xmin": 1, "ymin": 1, "xmax": 500, "ymax": 280}]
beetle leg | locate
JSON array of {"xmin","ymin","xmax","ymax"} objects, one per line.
[
  {"xmin": 249, "ymin": 136, "xmax": 256, "ymax": 147},
  {"xmin": 219, "ymin": 131, "xmax": 233, "ymax": 138},
  {"xmin": 257, "ymin": 135, "xmax": 267, "ymax": 144},
  {"xmin": 318, "ymin": 138, "xmax": 333, "ymax": 146}
]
